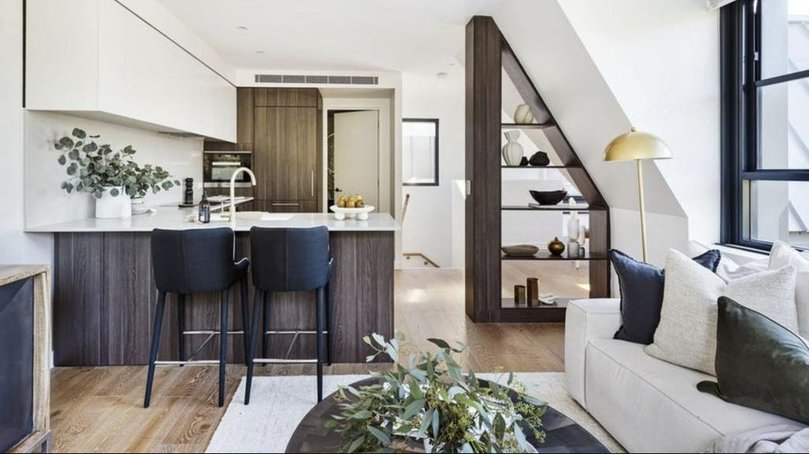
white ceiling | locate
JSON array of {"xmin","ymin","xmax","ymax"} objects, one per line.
[{"xmin": 158, "ymin": 0, "xmax": 504, "ymax": 73}]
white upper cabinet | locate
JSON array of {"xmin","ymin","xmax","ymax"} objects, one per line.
[{"xmin": 25, "ymin": 0, "xmax": 236, "ymax": 142}]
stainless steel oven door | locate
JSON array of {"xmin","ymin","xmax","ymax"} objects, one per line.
[{"xmin": 203, "ymin": 151, "xmax": 253, "ymax": 188}]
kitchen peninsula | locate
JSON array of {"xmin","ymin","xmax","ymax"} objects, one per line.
[{"xmin": 28, "ymin": 208, "xmax": 397, "ymax": 366}]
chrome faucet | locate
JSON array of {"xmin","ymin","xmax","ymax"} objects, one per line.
[{"xmin": 230, "ymin": 167, "xmax": 256, "ymax": 224}]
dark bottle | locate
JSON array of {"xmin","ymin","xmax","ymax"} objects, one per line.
[{"xmin": 198, "ymin": 192, "xmax": 211, "ymax": 224}]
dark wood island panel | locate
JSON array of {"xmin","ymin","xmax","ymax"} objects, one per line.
[{"xmin": 53, "ymin": 231, "xmax": 394, "ymax": 366}]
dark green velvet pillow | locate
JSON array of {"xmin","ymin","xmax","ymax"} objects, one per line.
[{"xmin": 697, "ymin": 296, "xmax": 809, "ymax": 424}]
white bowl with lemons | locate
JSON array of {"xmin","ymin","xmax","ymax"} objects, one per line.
[{"xmin": 330, "ymin": 194, "xmax": 375, "ymax": 220}]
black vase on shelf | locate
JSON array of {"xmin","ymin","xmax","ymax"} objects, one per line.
[
  {"xmin": 519, "ymin": 156, "xmax": 529, "ymax": 167},
  {"xmin": 529, "ymin": 151, "xmax": 550, "ymax": 167}
]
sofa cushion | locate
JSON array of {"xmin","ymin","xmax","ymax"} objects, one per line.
[
  {"xmin": 610, "ymin": 249, "xmax": 720, "ymax": 345},
  {"xmin": 686, "ymin": 240, "xmax": 769, "ymax": 281},
  {"xmin": 698, "ymin": 297, "xmax": 809, "ymax": 425},
  {"xmin": 769, "ymin": 241, "xmax": 809, "ymax": 338},
  {"xmin": 645, "ymin": 250, "xmax": 798, "ymax": 375},
  {"xmin": 585, "ymin": 339, "xmax": 795, "ymax": 453}
]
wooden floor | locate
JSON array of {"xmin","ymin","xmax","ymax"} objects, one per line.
[{"xmin": 50, "ymin": 269, "xmax": 565, "ymax": 453}]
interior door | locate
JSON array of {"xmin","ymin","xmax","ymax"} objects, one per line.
[{"xmin": 334, "ymin": 110, "xmax": 379, "ymax": 207}]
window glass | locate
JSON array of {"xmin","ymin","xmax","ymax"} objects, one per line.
[
  {"xmin": 402, "ymin": 120, "xmax": 438, "ymax": 186},
  {"xmin": 761, "ymin": 0, "xmax": 809, "ymax": 79},
  {"xmin": 757, "ymin": 78, "xmax": 809, "ymax": 169},
  {"xmin": 744, "ymin": 180, "xmax": 809, "ymax": 247}
]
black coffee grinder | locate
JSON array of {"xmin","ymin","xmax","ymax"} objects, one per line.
[{"xmin": 179, "ymin": 178, "xmax": 195, "ymax": 207}]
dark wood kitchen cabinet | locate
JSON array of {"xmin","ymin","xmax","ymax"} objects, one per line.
[
  {"xmin": 252, "ymin": 90, "xmax": 321, "ymax": 211},
  {"xmin": 204, "ymin": 87, "xmax": 323, "ymax": 211},
  {"xmin": 253, "ymin": 87, "xmax": 319, "ymax": 108}
]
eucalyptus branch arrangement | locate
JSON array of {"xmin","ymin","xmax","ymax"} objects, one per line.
[
  {"xmin": 326, "ymin": 333, "xmax": 547, "ymax": 453},
  {"xmin": 53, "ymin": 128, "xmax": 180, "ymax": 198}
]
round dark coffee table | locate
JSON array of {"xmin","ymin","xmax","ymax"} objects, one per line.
[{"xmin": 285, "ymin": 378, "xmax": 609, "ymax": 453}]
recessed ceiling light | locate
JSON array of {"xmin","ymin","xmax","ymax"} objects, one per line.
[
  {"xmin": 436, "ymin": 72, "xmax": 448, "ymax": 79},
  {"xmin": 255, "ymin": 50, "xmax": 265, "ymax": 54},
  {"xmin": 236, "ymin": 25, "xmax": 249, "ymax": 31}
]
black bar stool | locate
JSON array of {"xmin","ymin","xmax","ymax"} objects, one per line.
[
  {"xmin": 245, "ymin": 226, "xmax": 333, "ymax": 404},
  {"xmin": 144, "ymin": 227, "xmax": 250, "ymax": 408}
]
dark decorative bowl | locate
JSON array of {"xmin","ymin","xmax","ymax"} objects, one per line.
[{"xmin": 529, "ymin": 190, "xmax": 568, "ymax": 206}]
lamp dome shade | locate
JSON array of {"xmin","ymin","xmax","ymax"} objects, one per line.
[{"xmin": 604, "ymin": 127, "xmax": 672, "ymax": 162}]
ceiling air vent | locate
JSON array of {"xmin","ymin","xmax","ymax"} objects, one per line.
[{"xmin": 254, "ymin": 74, "xmax": 379, "ymax": 85}]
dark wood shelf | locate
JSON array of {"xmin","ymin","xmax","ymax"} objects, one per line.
[
  {"xmin": 501, "ymin": 251, "xmax": 607, "ymax": 261},
  {"xmin": 465, "ymin": 17, "xmax": 610, "ymax": 324},
  {"xmin": 501, "ymin": 298, "xmax": 570, "ymax": 310},
  {"xmin": 501, "ymin": 204, "xmax": 606, "ymax": 212},
  {"xmin": 501, "ymin": 165, "xmax": 582, "ymax": 169},
  {"xmin": 501, "ymin": 122, "xmax": 555, "ymax": 129}
]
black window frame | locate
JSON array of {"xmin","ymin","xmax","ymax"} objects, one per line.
[
  {"xmin": 721, "ymin": 0, "xmax": 809, "ymax": 251},
  {"xmin": 402, "ymin": 118, "xmax": 440, "ymax": 187}
]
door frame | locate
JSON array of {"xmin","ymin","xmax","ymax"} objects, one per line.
[{"xmin": 321, "ymin": 98, "xmax": 391, "ymax": 214}]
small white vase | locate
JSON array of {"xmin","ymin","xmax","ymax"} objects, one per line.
[
  {"xmin": 514, "ymin": 104, "xmax": 533, "ymax": 124},
  {"xmin": 502, "ymin": 130, "xmax": 524, "ymax": 166},
  {"xmin": 95, "ymin": 186, "xmax": 132, "ymax": 219},
  {"xmin": 131, "ymin": 197, "xmax": 150, "ymax": 215},
  {"xmin": 567, "ymin": 197, "xmax": 580, "ymax": 239}
]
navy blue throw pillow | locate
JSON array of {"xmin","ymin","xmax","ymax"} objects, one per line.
[{"xmin": 611, "ymin": 249, "xmax": 721, "ymax": 345}]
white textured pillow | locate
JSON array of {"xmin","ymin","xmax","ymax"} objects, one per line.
[
  {"xmin": 645, "ymin": 250, "xmax": 798, "ymax": 375},
  {"xmin": 686, "ymin": 240, "xmax": 769, "ymax": 281},
  {"xmin": 769, "ymin": 241, "xmax": 809, "ymax": 338}
]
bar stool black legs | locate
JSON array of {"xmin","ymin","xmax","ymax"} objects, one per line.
[
  {"xmin": 218, "ymin": 291, "xmax": 229, "ymax": 407},
  {"xmin": 144, "ymin": 227, "xmax": 249, "ymax": 409},
  {"xmin": 244, "ymin": 290, "xmax": 264, "ymax": 405},
  {"xmin": 316, "ymin": 286, "xmax": 326, "ymax": 401},
  {"xmin": 144, "ymin": 291, "xmax": 166, "ymax": 408},
  {"xmin": 178, "ymin": 294, "xmax": 186, "ymax": 363},
  {"xmin": 245, "ymin": 226, "xmax": 333, "ymax": 405}
]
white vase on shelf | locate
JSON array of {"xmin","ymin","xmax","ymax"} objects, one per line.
[
  {"xmin": 567, "ymin": 197, "xmax": 580, "ymax": 240},
  {"xmin": 502, "ymin": 130, "xmax": 524, "ymax": 166},
  {"xmin": 513, "ymin": 104, "xmax": 534, "ymax": 124}
]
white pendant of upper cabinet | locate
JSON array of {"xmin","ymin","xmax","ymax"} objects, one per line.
[{"xmin": 25, "ymin": 0, "xmax": 236, "ymax": 142}]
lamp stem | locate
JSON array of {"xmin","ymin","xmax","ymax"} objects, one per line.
[{"xmin": 637, "ymin": 159, "xmax": 649, "ymax": 263}]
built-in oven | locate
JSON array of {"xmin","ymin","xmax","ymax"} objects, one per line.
[{"xmin": 203, "ymin": 150, "xmax": 253, "ymax": 188}]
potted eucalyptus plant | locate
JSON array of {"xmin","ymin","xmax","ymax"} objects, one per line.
[
  {"xmin": 126, "ymin": 163, "xmax": 181, "ymax": 215},
  {"xmin": 53, "ymin": 128, "xmax": 179, "ymax": 218},
  {"xmin": 327, "ymin": 333, "xmax": 547, "ymax": 453}
]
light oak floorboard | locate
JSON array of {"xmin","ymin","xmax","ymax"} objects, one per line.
[{"xmin": 50, "ymin": 269, "xmax": 565, "ymax": 453}]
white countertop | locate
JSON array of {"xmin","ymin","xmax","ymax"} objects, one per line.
[{"xmin": 25, "ymin": 206, "xmax": 399, "ymax": 233}]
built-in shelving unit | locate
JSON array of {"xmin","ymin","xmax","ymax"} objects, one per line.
[
  {"xmin": 465, "ymin": 16, "xmax": 610, "ymax": 323},
  {"xmin": 500, "ymin": 123, "xmax": 555, "ymax": 129}
]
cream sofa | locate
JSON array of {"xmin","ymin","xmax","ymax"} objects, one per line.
[{"xmin": 565, "ymin": 298, "xmax": 797, "ymax": 453}]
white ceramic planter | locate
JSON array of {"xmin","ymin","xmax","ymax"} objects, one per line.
[{"xmin": 95, "ymin": 186, "xmax": 132, "ymax": 219}]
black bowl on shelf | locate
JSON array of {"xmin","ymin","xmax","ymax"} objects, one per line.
[{"xmin": 529, "ymin": 190, "xmax": 568, "ymax": 206}]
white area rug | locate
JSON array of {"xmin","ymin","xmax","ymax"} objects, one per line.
[{"xmin": 206, "ymin": 373, "xmax": 622, "ymax": 453}]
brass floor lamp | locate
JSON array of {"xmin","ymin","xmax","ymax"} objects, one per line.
[{"xmin": 604, "ymin": 127, "xmax": 672, "ymax": 263}]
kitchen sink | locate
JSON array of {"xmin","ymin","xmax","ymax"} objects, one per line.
[{"xmin": 210, "ymin": 212, "xmax": 294, "ymax": 222}]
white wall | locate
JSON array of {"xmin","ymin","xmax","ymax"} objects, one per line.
[
  {"xmin": 493, "ymin": 0, "xmax": 698, "ymax": 266},
  {"xmin": 401, "ymin": 68, "xmax": 466, "ymax": 268},
  {"xmin": 558, "ymin": 0, "xmax": 722, "ymax": 246},
  {"xmin": 24, "ymin": 111, "xmax": 203, "ymax": 228},
  {"xmin": 0, "ymin": 0, "xmax": 51, "ymax": 265}
]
